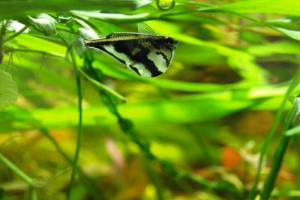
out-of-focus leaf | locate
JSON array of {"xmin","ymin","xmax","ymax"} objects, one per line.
[
  {"xmin": 0, "ymin": 96, "xmax": 255, "ymax": 131},
  {"xmin": 219, "ymin": 0, "xmax": 300, "ymax": 16},
  {"xmin": 0, "ymin": 69, "xmax": 18, "ymax": 111},
  {"xmin": 275, "ymin": 27, "xmax": 300, "ymax": 41},
  {"xmin": 93, "ymin": 59, "xmax": 285, "ymax": 94},
  {"xmin": 6, "ymin": 20, "xmax": 29, "ymax": 33},
  {"xmin": 246, "ymin": 17, "xmax": 300, "ymax": 31},
  {"xmin": 145, "ymin": 20, "xmax": 269, "ymax": 83},
  {"xmin": 28, "ymin": 14, "xmax": 56, "ymax": 36},
  {"xmin": 285, "ymin": 125, "xmax": 300, "ymax": 136},
  {"xmin": 247, "ymin": 41, "xmax": 300, "ymax": 57},
  {"xmin": 12, "ymin": 33, "xmax": 66, "ymax": 56},
  {"xmin": 71, "ymin": 11, "xmax": 150, "ymax": 23},
  {"xmin": 0, "ymin": 0, "xmax": 152, "ymax": 19}
]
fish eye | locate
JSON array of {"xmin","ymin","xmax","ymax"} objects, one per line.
[{"xmin": 165, "ymin": 37, "xmax": 177, "ymax": 46}]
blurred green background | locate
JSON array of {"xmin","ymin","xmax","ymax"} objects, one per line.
[{"xmin": 1, "ymin": 0, "xmax": 300, "ymax": 199}]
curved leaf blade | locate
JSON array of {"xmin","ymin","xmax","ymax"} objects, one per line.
[{"xmin": 0, "ymin": 70, "xmax": 18, "ymax": 111}]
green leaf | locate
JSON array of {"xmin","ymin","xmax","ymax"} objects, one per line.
[
  {"xmin": 274, "ymin": 27, "xmax": 300, "ymax": 41},
  {"xmin": 285, "ymin": 125, "xmax": 300, "ymax": 136},
  {"xmin": 28, "ymin": 14, "xmax": 56, "ymax": 36},
  {"xmin": 0, "ymin": 69, "xmax": 18, "ymax": 111},
  {"xmin": 0, "ymin": 0, "xmax": 152, "ymax": 19},
  {"xmin": 0, "ymin": 95, "xmax": 255, "ymax": 131},
  {"xmin": 219, "ymin": 0, "xmax": 300, "ymax": 15},
  {"xmin": 6, "ymin": 20, "xmax": 29, "ymax": 33}
]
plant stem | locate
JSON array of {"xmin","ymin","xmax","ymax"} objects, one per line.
[
  {"xmin": 247, "ymin": 67, "xmax": 300, "ymax": 199},
  {"xmin": 260, "ymin": 94, "xmax": 300, "ymax": 198},
  {"xmin": 66, "ymin": 48, "xmax": 83, "ymax": 200},
  {"xmin": 4, "ymin": 25, "xmax": 28, "ymax": 43},
  {"xmin": 0, "ymin": 153, "xmax": 37, "ymax": 200},
  {"xmin": 260, "ymin": 136, "xmax": 290, "ymax": 199},
  {"xmin": 76, "ymin": 66, "xmax": 126, "ymax": 102}
]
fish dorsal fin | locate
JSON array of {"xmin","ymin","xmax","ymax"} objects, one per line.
[{"xmin": 137, "ymin": 23, "xmax": 155, "ymax": 34}]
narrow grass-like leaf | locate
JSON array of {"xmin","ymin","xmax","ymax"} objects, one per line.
[
  {"xmin": 219, "ymin": 0, "xmax": 300, "ymax": 16},
  {"xmin": 285, "ymin": 125, "xmax": 300, "ymax": 136},
  {"xmin": 275, "ymin": 27, "xmax": 300, "ymax": 41},
  {"xmin": 0, "ymin": 0, "xmax": 152, "ymax": 19},
  {"xmin": 0, "ymin": 96, "xmax": 255, "ymax": 132},
  {"xmin": 248, "ymin": 67, "xmax": 300, "ymax": 199},
  {"xmin": 260, "ymin": 96, "xmax": 300, "ymax": 198}
]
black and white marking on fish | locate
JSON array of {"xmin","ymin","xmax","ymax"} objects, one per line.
[{"xmin": 85, "ymin": 32, "xmax": 177, "ymax": 78}]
